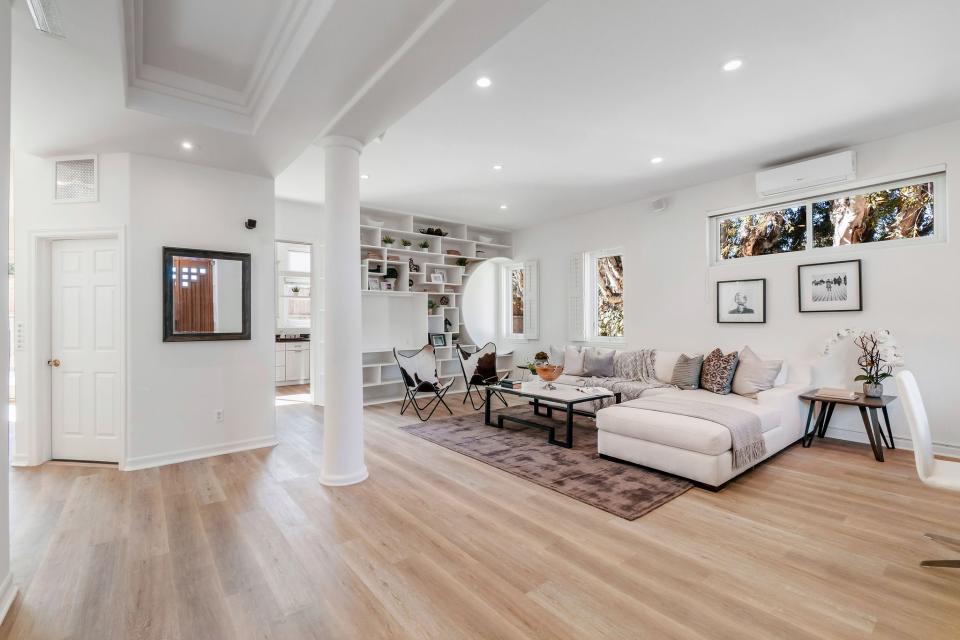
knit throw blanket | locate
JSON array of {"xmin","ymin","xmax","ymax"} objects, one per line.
[
  {"xmin": 579, "ymin": 349, "xmax": 673, "ymax": 411},
  {"xmin": 625, "ymin": 397, "xmax": 768, "ymax": 470}
]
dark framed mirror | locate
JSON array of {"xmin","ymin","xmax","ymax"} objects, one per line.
[{"xmin": 163, "ymin": 247, "xmax": 251, "ymax": 342}]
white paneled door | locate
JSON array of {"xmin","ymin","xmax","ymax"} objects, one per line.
[{"xmin": 51, "ymin": 238, "xmax": 121, "ymax": 462}]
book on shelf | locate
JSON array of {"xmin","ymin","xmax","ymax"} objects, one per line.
[{"xmin": 816, "ymin": 387, "xmax": 858, "ymax": 400}]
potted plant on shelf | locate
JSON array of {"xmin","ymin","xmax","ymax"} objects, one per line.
[
  {"xmin": 418, "ymin": 240, "xmax": 431, "ymax": 252},
  {"xmin": 382, "ymin": 235, "xmax": 395, "ymax": 247},
  {"xmin": 455, "ymin": 257, "xmax": 468, "ymax": 269},
  {"xmin": 427, "ymin": 299, "xmax": 437, "ymax": 312},
  {"xmin": 384, "ymin": 267, "xmax": 399, "ymax": 290},
  {"xmin": 401, "ymin": 239, "xmax": 412, "ymax": 248},
  {"xmin": 290, "ymin": 286, "xmax": 301, "ymax": 296}
]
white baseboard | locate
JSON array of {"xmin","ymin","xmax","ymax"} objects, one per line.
[
  {"xmin": 0, "ymin": 573, "xmax": 18, "ymax": 624},
  {"xmin": 123, "ymin": 435, "xmax": 279, "ymax": 471},
  {"xmin": 823, "ymin": 424, "xmax": 960, "ymax": 457},
  {"xmin": 10, "ymin": 454, "xmax": 29, "ymax": 468}
]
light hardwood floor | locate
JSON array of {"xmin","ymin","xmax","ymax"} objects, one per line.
[{"xmin": 1, "ymin": 390, "xmax": 959, "ymax": 639}]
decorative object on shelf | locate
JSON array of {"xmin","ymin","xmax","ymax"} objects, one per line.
[
  {"xmin": 430, "ymin": 272, "xmax": 445, "ymax": 284},
  {"xmin": 455, "ymin": 257, "xmax": 468, "ymax": 267},
  {"xmin": 429, "ymin": 333, "xmax": 447, "ymax": 347},
  {"xmin": 716, "ymin": 278, "xmax": 765, "ymax": 323},
  {"xmin": 386, "ymin": 255, "xmax": 399, "ymax": 261},
  {"xmin": 366, "ymin": 251, "xmax": 381, "ymax": 260},
  {"xmin": 439, "ymin": 295, "xmax": 449, "ymax": 306},
  {"xmin": 382, "ymin": 282, "xmax": 394, "ymax": 291},
  {"xmin": 798, "ymin": 259, "xmax": 862, "ymax": 312},
  {"xmin": 427, "ymin": 299, "xmax": 437, "ymax": 312},
  {"xmin": 382, "ymin": 235, "xmax": 395, "ymax": 246},
  {"xmin": 444, "ymin": 318, "xmax": 453, "ymax": 331},
  {"xmin": 446, "ymin": 249, "xmax": 461, "ymax": 256},
  {"xmin": 822, "ymin": 328, "xmax": 903, "ymax": 398},
  {"xmin": 418, "ymin": 227, "xmax": 448, "ymax": 237},
  {"xmin": 369, "ymin": 263, "xmax": 382, "ymax": 273},
  {"xmin": 418, "ymin": 240, "xmax": 431, "ymax": 252},
  {"xmin": 384, "ymin": 267, "xmax": 399, "ymax": 290},
  {"xmin": 408, "ymin": 278, "xmax": 413, "ymax": 288},
  {"xmin": 477, "ymin": 235, "xmax": 494, "ymax": 243},
  {"xmin": 401, "ymin": 239, "xmax": 412, "ymax": 248},
  {"xmin": 408, "ymin": 258, "xmax": 419, "ymax": 272},
  {"xmin": 368, "ymin": 279, "xmax": 380, "ymax": 291},
  {"xmin": 476, "ymin": 250, "xmax": 486, "ymax": 258}
]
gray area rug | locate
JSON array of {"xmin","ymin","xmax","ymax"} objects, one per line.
[{"xmin": 400, "ymin": 405, "xmax": 692, "ymax": 520}]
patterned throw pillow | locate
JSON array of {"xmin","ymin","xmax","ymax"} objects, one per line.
[
  {"xmin": 670, "ymin": 353, "xmax": 704, "ymax": 390},
  {"xmin": 700, "ymin": 348, "xmax": 740, "ymax": 394}
]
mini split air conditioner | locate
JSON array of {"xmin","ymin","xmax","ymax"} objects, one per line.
[{"xmin": 755, "ymin": 151, "xmax": 856, "ymax": 198}]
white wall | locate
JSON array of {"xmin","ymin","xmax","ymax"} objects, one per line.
[
  {"xmin": 513, "ymin": 119, "xmax": 960, "ymax": 454},
  {"xmin": 127, "ymin": 155, "xmax": 275, "ymax": 468},
  {"xmin": 0, "ymin": 0, "xmax": 14, "ymax": 619},
  {"xmin": 13, "ymin": 151, "xmax": 277, "ymax": 469}
]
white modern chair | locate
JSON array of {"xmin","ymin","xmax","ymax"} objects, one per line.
[{"xmin": 895, "ymin": 371, "xmax": 960, "ymax": 568}]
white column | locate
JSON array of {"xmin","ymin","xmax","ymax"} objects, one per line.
[{"xmin": 319, "ymin": 136, "xmax": 368, "ymax": 486}]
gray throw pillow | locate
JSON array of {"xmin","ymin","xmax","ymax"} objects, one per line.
[
  {"xmin": 732, "ymin": 346, "xmax": 782, "ymax": 399},
  {"xmin": 582, "ymin": 347, "xmax": 616, "ymax": 377},
  {"xmin": 670, "ymin": 353, "xmax": 703, "ymax": 390}
]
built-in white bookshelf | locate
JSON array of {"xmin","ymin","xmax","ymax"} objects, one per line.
[{"xmin": 351, "ymin": 208, "xmax": 514, "ymax": 405}]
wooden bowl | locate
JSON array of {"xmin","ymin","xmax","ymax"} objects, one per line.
[{"xmin": 535, "ymin": 363, "xmax": 564, "ymax": 382}]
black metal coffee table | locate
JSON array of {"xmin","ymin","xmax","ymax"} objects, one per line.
[{"xmin": 484, "ymin": 383, "xmax": 621, "ymax": 448}]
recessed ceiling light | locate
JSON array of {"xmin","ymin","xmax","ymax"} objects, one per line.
[
  {"xmin": 722, "ymin": 59, "xmax": 743, "ymax": 72},
  {"xmin": 180, "ymin": 140, "xmax": 194, "ymax": 151},
  {"xmin": 499, "ymin": 204, "xmax": 508, "ymax": 210},
  {"xmin": 360, "ymin": 174, "xmax": 370, "ymax": 180},
  {"xmin": 492, "ymin": 164, "xmax": 503, "ymax": 171},
  {"xmin": 475, "ymin": 76, "xmax": 492, "ymax": 88},
  {"xmin": 650, "ymin": 157, "xmax": 663, "ymax": 164}
]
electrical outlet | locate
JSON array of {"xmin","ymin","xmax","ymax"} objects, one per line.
[{"xmin": 215, "ymin": 410, "xmax": 224, "ymax": 423}]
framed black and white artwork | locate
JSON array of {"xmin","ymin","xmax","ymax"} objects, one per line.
[
  {"xmin": 716, "ymin": 279, "xmax": 766, "ymax": 323},
  {"xmin": 797, "ymin": 259, "xmax": 862, "ymax": 312}
]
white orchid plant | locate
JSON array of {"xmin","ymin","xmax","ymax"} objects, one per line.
[{"xmin": 822, "ymin": 328, "xmax": 905, "ymax": 385}]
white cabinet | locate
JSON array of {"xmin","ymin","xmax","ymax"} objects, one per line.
[
  {"xmin": 284, "ymin": 343, "xmax": 310, "ymax": 381},
  {"xmin": 276, "ymin": 341, "xmax": 310, "ymax": 385}
]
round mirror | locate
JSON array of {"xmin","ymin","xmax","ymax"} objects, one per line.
[{"xmin": 461, "ymin": 257, "xmax": 510, "ymax": 349}]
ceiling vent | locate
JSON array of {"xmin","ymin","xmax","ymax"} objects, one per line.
[
  {"xmin": 756, "ymin": 151, "xmax": 856, "ymax": 198},
  {"xmin": 54, "ymin": 156, "xmax": 98, "ymax": 203},
  {"xmin": 26, "ymin": 0, "xmax": 65, "ymax": 38}
]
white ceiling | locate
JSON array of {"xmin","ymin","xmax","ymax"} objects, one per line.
[
  {"xmin": 277, "ymin": 0, "xmax": 960, "ymax": 229},
  {"xmin": 11, "ymin": 0, "xmax": 548, "ymax": 177}
]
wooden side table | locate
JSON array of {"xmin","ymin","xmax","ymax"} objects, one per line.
[{"xmin": 799, "ymin": 390, "xmax": 897, "ymax": 461}]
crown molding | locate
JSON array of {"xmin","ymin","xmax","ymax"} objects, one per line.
[{"xmin": 121, "ymin": 0, "xmax": 332, "ymax": 134}]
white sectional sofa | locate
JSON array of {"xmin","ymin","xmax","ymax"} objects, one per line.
[{"xmin": 551, "ymin": 348, "xmax": 811, "ymax": 489}]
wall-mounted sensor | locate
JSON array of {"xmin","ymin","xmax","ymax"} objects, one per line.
[{"xmin": 245, "ymin": 219, "xmax": 257, "ymax": 230}]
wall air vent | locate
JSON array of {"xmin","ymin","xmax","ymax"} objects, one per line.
[
  {"xmin": 54, "ymin": 156, "xmax": 98, "ymax": 203},
  {"xmin": 26, "ymin": 0, "xmax": 65, "ymax": 38},
  {"xmin": 755, "ymin": 151, "xmax": 856, "ymax": 198}
]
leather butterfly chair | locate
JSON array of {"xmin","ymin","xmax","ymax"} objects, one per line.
[
  {"xmin": 393, "ymin": 345, "xmax": 454, "ymax": 421},
  {"xmin": 457, "ymin": 342, "xmax": 509, "ymax": 410}
]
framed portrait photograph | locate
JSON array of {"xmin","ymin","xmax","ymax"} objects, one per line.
[
  {"xmin": 429, "ymin": 332, "xmax": 447, "ymax": 347},
  {"xmin": 430, "ymin": 272, "xmax": 445, "ymax": 284},
  {"xmin": 381, "ymin": 281, "xmax": 394, "ymax": 291},
  {"xmin": 716, "ymin": 279, "xmax": 766, "ymax": 323},
  {"xmin": 798, "ymin": 259, "xmax": 862, "ymax": 312},
  {"xmin": 367, "ymin": 278, "xmax": 380, "ymax": 291}
]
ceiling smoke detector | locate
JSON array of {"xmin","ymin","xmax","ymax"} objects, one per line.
[{"xmin": 26, "ymin": 0, "xmax": 66, "ymax": 38}]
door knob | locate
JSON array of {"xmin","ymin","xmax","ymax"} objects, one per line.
[{"xmin": 47, "ymin": 359, "xmax": 61, "ymax": 367}]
